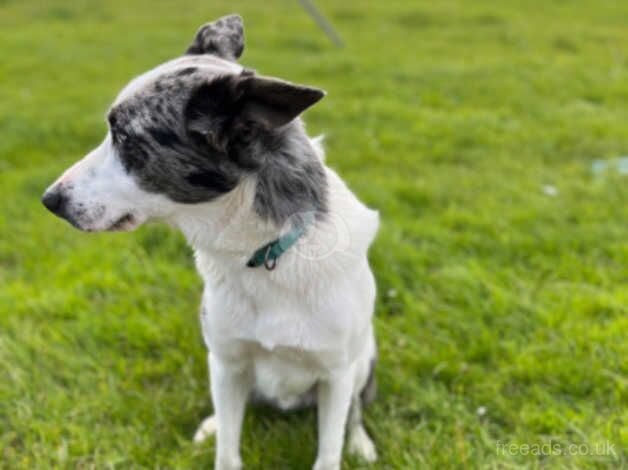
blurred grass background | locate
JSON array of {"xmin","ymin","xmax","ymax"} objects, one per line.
[{"xmin": 0, "ymin": 0, "xmax": 627, "ymax": 468}]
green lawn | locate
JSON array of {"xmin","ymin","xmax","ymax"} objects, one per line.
[{"xmin": 1, "ymin": 0, "xmax": 627, "ymax": 468}]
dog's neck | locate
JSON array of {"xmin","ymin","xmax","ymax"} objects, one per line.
[
  {"xmin": 249, "ymin": 121, "xmax": 328, "ymax": 226},
  {"xmin": 171, "ymin": 177, "xmax": 274, "ymax": 258},
  {"xmin": 170, "ymin": 124, "xmax": 328, "ymax": 264}
]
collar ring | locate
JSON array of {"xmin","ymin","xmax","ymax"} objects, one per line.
[{"xmin": 263, "ymin": 245, "xmax": 277, "ymax": 271}]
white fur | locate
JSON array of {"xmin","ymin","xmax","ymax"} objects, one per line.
[
  {"xmin": 46, "ymin": 55, "xmax": 379, "ymax": 470},
  {"xmin": 53, "ymin": 135, "xmax": 170, "ymax": 231},
  {"xmin": 347, "ymin": 425, "xmax": 378, "ymax": 462},
  {"xmin": 186, "ymin": 163, "xmax": 379, "ymax": 470}
]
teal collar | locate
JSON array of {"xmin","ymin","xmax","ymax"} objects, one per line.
[{"xmin": 247, "ymin": 225, "xmax": 306, "ymax": 270}]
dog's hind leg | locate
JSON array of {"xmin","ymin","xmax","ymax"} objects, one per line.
[
  {"xmin": 346, "ymin": 352, "xmax": 377, "ymax": 462},
  {"xmin": 193, "ymin": 414, "xmax": 217, "ymax": 443},
  {"xmin": 346, "ymin": 397, "xmax": 377, "ymax": 462}
]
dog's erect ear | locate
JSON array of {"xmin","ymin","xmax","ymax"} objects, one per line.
[
  {"xmin": 236, "ymin": 74, "xmax": 326, "ymax": 128},
  {"xmin": 185, "ymin": 74, "xmax": 325, "ymax": 138},
  {"xmin": 186, "ymin": 14, "xmax": 244, "ymax": 61}
]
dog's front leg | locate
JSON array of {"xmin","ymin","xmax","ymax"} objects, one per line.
[
  {"xmin": 209, "ymin": 352, "xmax": 252, "ymax": 470},
  {"xmin": 313, "ymin": 365, "xmax": 355, "ymax": 470}
]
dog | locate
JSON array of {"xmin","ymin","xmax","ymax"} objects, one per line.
[{"xmin": 41, "ymin": 15, "xmax": 379, "ymax": 470}]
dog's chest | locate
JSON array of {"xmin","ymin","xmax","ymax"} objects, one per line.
[
  {"xmin": 199, "ymin": 268, "xmax": 353, "ymax": 354},
  {"xmin": 200, "ymin": 278, "xmax": 338, "ymax": 406}
]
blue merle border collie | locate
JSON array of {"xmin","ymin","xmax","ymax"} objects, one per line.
[{"xmin": 42, "ymin": 15, "xmax": 379, "ymax": 470}]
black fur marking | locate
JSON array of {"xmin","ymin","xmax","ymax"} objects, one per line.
[
  {"xmin": 175, "ymin": 66, "xmax": 198, "ymax": 77},
  {"xmin": 186, "ymin": 15, "xmax": 244, "ymax": 61},
  {"xmin": 182, "ymin": 74, "xmax": 328, "ymax": 224},
  {"xmin": 147, "ymin": 127, "xmax": 181, "ymax": 148},
  {"xmin": 185, "ymin": 170, "xmax": 237, "ymax": 193},
  {"xmin": 253, "ymin": 131, "xmax": 328, "ymax": 225},
  {"xmin": 109, "ymin": 65, "xmax": 327, "ymax": 219},
  {"xmin": 107, "ymin": 111, "xmax": 117, "ymax": 128},
  {"xmin": 184, "ymin": 76, "xmax": 242, "ymax": 122},
  {"xmin": 118, "ymin": 137, "xmax": 150, "ymax": 172}
]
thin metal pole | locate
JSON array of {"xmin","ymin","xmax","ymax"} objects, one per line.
[{"xmin": 298, "ymin": 0, "xmax": 345, "ymax": 48}]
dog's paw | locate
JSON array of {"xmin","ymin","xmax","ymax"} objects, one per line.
[
  {"xmin": 312, "ymin": 458, "xmax": 340, "ymax": 470},
  {"xmin": 193, "ymin": 414, "xmax": 217, "ymax": 443},
  {"xmin": 347, "ymin": 425, "xmax": 377, "ymax": 463},
  {"xmin": 215, "ymin": 456, "xmax": 243, "ymax": 470}
]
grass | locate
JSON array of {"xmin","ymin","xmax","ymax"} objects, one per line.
[{"xmin": 0, "ymin": 0, "xmax": 627, "ymax": 468}]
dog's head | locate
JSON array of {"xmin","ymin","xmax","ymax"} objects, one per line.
[{"xmin": 42, "ymin": 15, "xmax": 324, "ymax": 232}]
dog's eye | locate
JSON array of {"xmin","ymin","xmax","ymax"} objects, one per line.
[
  {"xmin": 108, "ymin": 113, "xmax": 129, "ymax": 144},
  {"xmin": 111, "ymin": 128, "xmax": 128, "ymax": 144}
]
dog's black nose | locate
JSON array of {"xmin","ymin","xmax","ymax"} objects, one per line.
[{"xmin": 41, "ymin": 190, "xmax": 65, "ymax": 215}]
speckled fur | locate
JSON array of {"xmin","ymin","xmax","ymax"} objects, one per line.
[{"xmin": 42, "ymin": 15, "xmax": 379, "ymax": 470}]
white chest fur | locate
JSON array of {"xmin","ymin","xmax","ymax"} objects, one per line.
[{"xmin": 190, "ymin": 166, "xmax": 379, "ymax": 405}]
